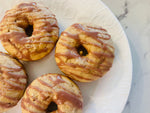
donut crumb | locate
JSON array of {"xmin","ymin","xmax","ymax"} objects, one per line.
[{"xmin": 76, "ymin": 45, "xmax": 88, "ymax": 56}]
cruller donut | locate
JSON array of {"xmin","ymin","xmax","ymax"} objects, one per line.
[
  {"xmin": 21, "ymin": 73, "xmax": 83, "ymax": 113},
  {"xmin": 0, "ymin": 52, "xmax": 27, "ymax": 112},
  {"xmin": 0, "ymin": 2, "xmax": 59, "ymax": 61},
  {"xmin": 55, "ymin": 23, "xmax": 115, "ymax": 82}
]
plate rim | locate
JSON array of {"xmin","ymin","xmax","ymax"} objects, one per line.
[
  {"xmin": 99, "ymin": 0, "xmax": 133, "ymax": 112},
  {"xmin": 0, "ymin": 0, "xmax": 133, "ymax": 113}
]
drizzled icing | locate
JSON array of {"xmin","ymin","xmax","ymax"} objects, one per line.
[
  {"xmin": 56, "ymin": 91, "xmax": 82, "ymax": 109},
  {"xmin": 0, "ymin": 2, "xmax": 59, "ymax": 61},
  {"xmin": 21, "ymin": 74, "xmax": 83, "ymax": 113},
  {"xmin": 0, "ymin": 52, "xmax": 27, "ymax": 111},
  {"xmin": 55, "ymin": 23, "xmax": 115, "ymax": 82}
]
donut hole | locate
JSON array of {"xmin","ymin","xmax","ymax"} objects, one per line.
[
  {"xmin": 76, "ymin": 45, "xmax": 88, "ymax": 56},
  {"xmin": 46, "ymin": 101, "xmax": 58, "ymax": 112},
  {"xmin": 25, "ymin": 25, "xmax": 33, "ymax": 37}
]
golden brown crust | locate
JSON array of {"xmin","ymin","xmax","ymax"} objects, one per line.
[
  {"xmin": 0, "ymin": 2, "xmax": 59, "ymax": 61},
  {"xmin": 0, "ymin": 52, "xmax": 27, "ymax": 112},
  {"xmin": 21, "ymin": 73, "xmax": 83, "ymax": 113},
  {"xmin": 55, "ymin": 23, "xmax": 115, "ymax": 82}
]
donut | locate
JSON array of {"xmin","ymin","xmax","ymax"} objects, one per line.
[
  {"xmin": 21, "ymin": 73, "xmax": 83, "ymax": 113},
  {"xmin": 0, "ymin": 52, "xmax": 27, "ymax": 112},
  {"xmin": 55, "ymin": 23, "xmax": 115, "ymax": 82},
  {"xmin": 0, "ymin": 2, "xmax": 59, "ymax": 61}
]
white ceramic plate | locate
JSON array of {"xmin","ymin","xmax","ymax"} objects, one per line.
[{"xmin": 0, "ymin": 0, "xmax": 132, "ymax": 113}]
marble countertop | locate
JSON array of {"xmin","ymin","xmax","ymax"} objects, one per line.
[{"xmin": 101, "ymin": 0, "xmax": 150, "ymax": 113}]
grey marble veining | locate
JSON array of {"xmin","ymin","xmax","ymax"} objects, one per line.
[
  {"xmin": 102, "ymin": 0, "xmax": 150, "ymax": 113},
  {"xmin": 117, "ymin": 0, "xmax": 128, "ymax": 21}
]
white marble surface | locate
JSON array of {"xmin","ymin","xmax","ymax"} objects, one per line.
[{"xmin": 101, "ymin": 0, "xmax": 150, "ymax": 113}]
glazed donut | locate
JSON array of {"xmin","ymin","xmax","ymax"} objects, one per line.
[
  {"xmin": 0, "ymin": 2, "xmax": 59, "ymax": 61},
  {"xmin": 55, "ymin": 23, "xmax": 115, "ymax": 82},
  {"xmin": 21, "ymin": 73, "xmax": 83, "ymax": 113},
  {"xmin": 0, "ymin": 52, "xmax": 27, "ymax": 112}
]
